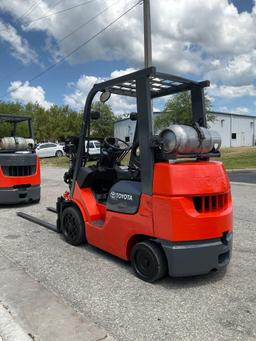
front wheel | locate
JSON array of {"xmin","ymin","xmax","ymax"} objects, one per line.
[
  {"xmin": 131, "ymin": 241, "xmax": 167, "ymax": 282},
  {"xmin": 62, "ymin": 206, "xmax": 86, "ymax": 246}
]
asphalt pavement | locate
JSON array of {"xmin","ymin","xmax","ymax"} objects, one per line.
[
  {"xmin": 228, "ymin": 170, "xmax": 256, "ymax": 184},
  {"xmin": 0, "ymin": 166, "xmax": 255, "ymax": 341}
]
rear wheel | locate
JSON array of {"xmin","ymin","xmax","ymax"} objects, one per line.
[
  {"xmin": 62, "ymin": 206, "xmax": 86, "ymax": 246},
  {"xmin": 55, "ymin": 150, "xmax": 63, "ymax": 157},
  {"xmin": 131, "ymin": 241, "xmax": 167, "ymax": 282}
]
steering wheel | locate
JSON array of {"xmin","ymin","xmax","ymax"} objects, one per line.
[{"xmin": 104, "ymin": 137, "xmax": 131, "ymax": 152}]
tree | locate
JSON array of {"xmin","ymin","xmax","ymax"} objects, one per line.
[
  {"xmin": 0, "ymin": 100, "xmax": 117, "ymax": 142},
  {"xmin": 0, "ymin": 101, "xmax": 84, "ymax": 142},
  {"xmin": 154, "ymin": 92, "xmax": 215, "ymax": 130},
  {"xmin": 90, "ymin": 102, "xmax": 116, "ymax": 138}
]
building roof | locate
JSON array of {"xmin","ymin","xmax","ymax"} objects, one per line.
[
  {"xmin": 114, "ymin": 111, "xmax": 256, "ymax": 125},
  {"xmin": 209, "ymin": 111, "xmax": 256, "ymax": 120}
]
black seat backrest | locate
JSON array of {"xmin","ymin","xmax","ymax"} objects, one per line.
[
  {"xmin": 77, "ymin": 167, "xmax": 117, "ymax": 194},
  {"xmin": 77, "ymin": 167, "xmax": 96, "ymax": 188}
]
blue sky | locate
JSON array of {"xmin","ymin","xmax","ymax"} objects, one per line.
[{"xmin": 0, "ymin": 0, "xmax": 255, "ymax": 115}]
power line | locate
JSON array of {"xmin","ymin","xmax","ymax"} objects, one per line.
[
  {"xmin": 16, "ymin": 0, "xmax": 43, "ymax": 22},
  {"xmin": 29, "ymin": 1, "xmax": 142, "ymax": 83},
  {"xmin": 25, "ymin": 0, "xmax": 97, "ymax": 26},
  {"xmin": 17, "ymin": 0, "xmax": 64, "ymax": 23},
  {"xmin": 1, "ymin": 0, "xmax": 141, "ymax": 99},
  {"xmin": 0, "ymin": 0, "xmax": 115, "ymax": 81},
  {"xmin": 58, "ymin": 0, "xmax": 119, "ymax": 44},
  {"xmin": 0, "ymin": 0, "xmax": 59, "ymax": 34},
  {"xmin": 0, "ymin": 1, "xmax": 42, "ymax": 34},
  {"xmin": 0, "ymin": 0, "xmax": 65, "ymax": 81}
]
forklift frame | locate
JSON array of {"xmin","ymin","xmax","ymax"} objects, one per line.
[{"xmin": 71, "ymin": 66, "xmax": 210, "ymax": 196}]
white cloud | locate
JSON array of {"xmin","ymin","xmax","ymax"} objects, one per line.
[
  {"xmin": 209, "ymin": 84, "xmax": 256, "ymax": 98},
  {"xmin": 64, "ymin": 75, "xmax": 104, "ymax": 110},
  {"xmin": 1, "ymin": 0, "xmax": 255, "ymax": 84},
  {"xmin": 233, "ymin": 107, "xmax": 250, "ymax": 114},
  {"xmin": 65, "ymin": 67, "xmax": 256, "ymax": 113},
  {"xmin": 0, "ymin": 20, "xmax": 38, "ymax": 64},
  {"xmin": 205, "ymin": 52, "xmax": 256, "ymax": 85},
  {"xmin": 219, "ymin": 106, "xmax": 250, "ymax": 114},
  {"xmin": 64, "ymin": 68, "xmax": 137, "ymax": 114},
  {"xmin": 8, "ymin": 81, "xmax": 53, "ymax": 109},
  {"xmin": 1, "ymin": 0, "xmax": 256, "ymax": 109}
]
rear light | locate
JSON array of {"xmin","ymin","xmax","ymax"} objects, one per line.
[{"xmin": 193, "ymin": 193, "xmax": 229, "ymax": 213}]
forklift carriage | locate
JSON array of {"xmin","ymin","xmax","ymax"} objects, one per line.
[{"xmin": 57, "ymin": 67, "xmax": 233, "ymax": 282}]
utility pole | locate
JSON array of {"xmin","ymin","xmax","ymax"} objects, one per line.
[{"xmin": 143, "ymin": 0, "xmax": 152, "ymax": 68}]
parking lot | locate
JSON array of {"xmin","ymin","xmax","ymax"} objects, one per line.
[
  {"xmin": 228, "ymin": 170, "xmax": 256, "ymax": 184},
  {"xmin": 0, "ymin": 167, "xmax": 256, "ymax": 341}
]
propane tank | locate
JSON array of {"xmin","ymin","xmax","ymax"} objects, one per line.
[
  {"xmin": 160, "ymin": 124, "xmax": 221, "ymax": 154},
  {"xmin": 14, "ymin": 137, "xmax": 28, "ymax": 150},
  {"xmin": 0, "ymin": 137, "xmax": 33, "ymax": 151},
  {"xmin": 25, "ymin": 138, "xmax": 35, "ymax": 148},
  {"xmin": 0, "ymin": 137, "xmax": 16, "ymax": 150}
]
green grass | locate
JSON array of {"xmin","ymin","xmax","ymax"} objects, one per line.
[
  {"xmin": 220, "ymin": 147, "xmax": 256, "ymax": 169},
  {"xmin": 41, "ymin": 147, "xmax": 256, "ymax": 170},
  {"xmin": 40, "ymin": 156, "xmax": 70, "ymax": 167},
  {"xmin": 40, "ymin": 156, "xmax": 96, "ymax": 168}
]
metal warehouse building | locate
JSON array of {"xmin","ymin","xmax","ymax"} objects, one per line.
[
  {"xmin": 208, "ymin": 112, "xmax": 256, "ymax": 147},
  {"xmin": 114, "ymin": 112, "xmax": 256, "ymax": 148}
]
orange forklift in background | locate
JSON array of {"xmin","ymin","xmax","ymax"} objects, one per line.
[
  {"xmin": 57, "ymin": 67, "xmax": 233, "ymax": 282},
  {"xmin": 0, "ymin": 114, "xmax": 40, "ymax": 204}
]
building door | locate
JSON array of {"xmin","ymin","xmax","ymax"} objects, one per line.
[{"xmin": 241, "ymin": 132, "xmax": 246, "ymax": 146}]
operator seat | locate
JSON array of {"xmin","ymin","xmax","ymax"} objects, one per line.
[{"xmin": 77, "ymin": 166, "xmax": 117, "ymax": 194}]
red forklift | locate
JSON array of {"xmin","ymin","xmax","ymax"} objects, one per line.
[
  {"xmin": 18, "ymin": 67, "xmax": 232, "ymax": 282},
  {"xmin": 55, "ymin": 67, "xmax": 233, "ymax": 282},
  {"xmin": 0, "ymin": 114, "xmax": 40, "ymax": 204}
]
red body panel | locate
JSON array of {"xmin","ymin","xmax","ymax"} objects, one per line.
[
  {"xmin": 152, "ymin": 194, "xmax": 232, "ymax": 242},
  {"xmin": 0, "ymin": 156, "xmax": 41, "ymax": 188},
  {"xmin": 152, "ymin": 161, "xmax": 233, "ymax": 241},
  {"xmin": 71, "ymin": 161, "xmax": 233, "ymax": 261},
  {"xmin": 153, "ymin": 161, "xmax": 230, "ymax": 196},
  {"xmin": 73, "ymin": 183, "xmax": 153, "ymax": 260}
]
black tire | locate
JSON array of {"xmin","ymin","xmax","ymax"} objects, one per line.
[
  {"xmin": 131, "ymin": 241, "xmax": 167, "ymax": 283},
  {"xmin": 62, "ymin": 206, "xmax": 86, "ymax": 246},
  {"xmin": 55, "ymin": 150, "xmax": 63, "ymax": 157}
]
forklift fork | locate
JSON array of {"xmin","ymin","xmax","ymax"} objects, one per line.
[{"xmin": 17, "ymin": 211, "xmax": 59, "ymax": 233}]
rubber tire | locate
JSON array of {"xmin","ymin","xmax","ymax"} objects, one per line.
[
  {"xmin": 131, "ymin": 241, "xmax": 167, "ymax": 283},
  {"xmin": 55, "ymin": 150, "xmax": 63, "ymax": 157},
  {"xmin": 62, "ymin": 206, "xmax": 86, "ymax": 246}
]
